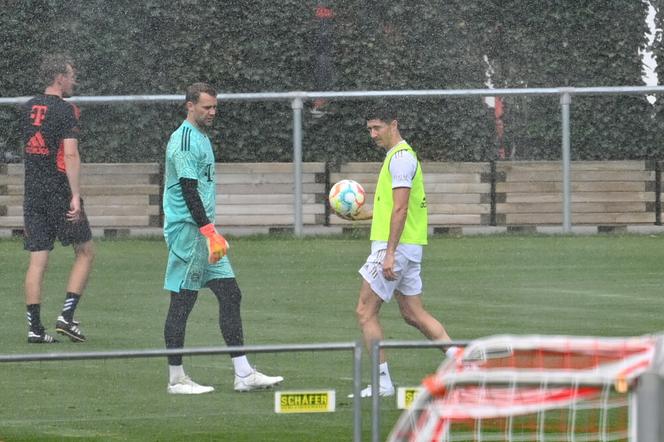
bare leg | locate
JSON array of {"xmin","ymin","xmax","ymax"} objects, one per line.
[
  {"xmin": 66, "ymin": 240, "xmax": 94, "ymax": 295},
  {"xmin": 396, "ymin": 291, "xmax": 451, "ymax": 341},
  {"xmin": 25, "ymin": 251, "xmax": 49, "ymax": 305},
  {"xmin": 355, "ymin": 279, "xmax": 387, "ymax": 363}
]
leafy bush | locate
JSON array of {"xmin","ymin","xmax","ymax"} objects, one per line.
[{"xmin": 0, "ymin": 1, "xmax": 655, "ymax": 163}]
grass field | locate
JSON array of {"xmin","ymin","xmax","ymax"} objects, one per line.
[{"xmin": 1, "ymin": 233, "xmax": 663, "ymax": 441}]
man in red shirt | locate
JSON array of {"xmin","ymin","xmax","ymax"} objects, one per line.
[{"xmin": 20, "ymin": 54, "xmax": 94, "ymax": 343}]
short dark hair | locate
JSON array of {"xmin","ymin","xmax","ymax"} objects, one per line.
[
  {"xmin": 40, "ymin": 53, "xmax": 74, "ymax": 87},
  {"xmin": 185, "ymin": 82, "xmax": 217, "ymax": 104},
  {"xmin": 364, "ymin": 101, "xmax": 398, "ymax": 123}
]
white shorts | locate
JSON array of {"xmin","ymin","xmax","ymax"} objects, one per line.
[{"xmin": 359, "ymin": 248, "xmax": 422, "ymax": 302}]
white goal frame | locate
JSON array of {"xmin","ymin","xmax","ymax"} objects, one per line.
[{"xmin": 388, "ymin": 334, "xmax": 664, "ymax": 442}]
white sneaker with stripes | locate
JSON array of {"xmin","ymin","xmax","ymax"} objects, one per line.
[
  {"xmin": 167, "ymin": 376, "xmax": 214, "ymax": 395},
  {"xmin": 347, "ymin": 383, "xmax": 395, "ymax": 398},
  {"xmin": 234, "ymin": 370, "xmax": 283, "ymax": 392}
]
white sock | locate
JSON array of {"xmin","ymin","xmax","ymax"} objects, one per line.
[
  {"xmin": 168, "ymin": 364, "xmax": 186, "ymax": 384},
  {"xmin": 379, "ymin": 362, "xmax": 393, "ymax": 387},
  {"xmin": 445, "ymin": 346, "xmax": 460, "ymax": 359},
  {"xmin": 232, "ymin": 355, "xmax": 253, "ymax": 377}
]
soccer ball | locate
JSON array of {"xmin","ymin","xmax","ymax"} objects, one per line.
[{"xmin": 328, "ymin": 179, "xmax": 365, "ymax": 217}]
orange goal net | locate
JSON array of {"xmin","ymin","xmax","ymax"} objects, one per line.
[{"xmin": 388, "ymin": 334, "xmax": 659, "ymax": 442}]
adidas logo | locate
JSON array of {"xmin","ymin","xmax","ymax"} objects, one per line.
[{"xmin": 25, "ymin": 132, "xmax": 49, "ymax": 155}]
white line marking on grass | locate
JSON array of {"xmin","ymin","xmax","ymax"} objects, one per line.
[
  {"xmin": 41, "ymin": 429, "xmax": 114, "ymax": 438},
  {"xmin": 0, "ymin": 411, "xmax": 252, "ymax": 426},
  {"xmin": 516, "ymin": 286, "xmax": 647, "ymax": 298}
]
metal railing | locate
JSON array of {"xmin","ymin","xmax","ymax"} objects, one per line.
[
  {"xmin": 3, "ymin": 85, "xmax": 664, "ymax": 235},
  {"xmin": 0, "ymin": 342, "xmax": 365, "ymax": 442},
  {"xmin": 2, "ymin": 337, "xmax": 661, "ymax": 441},
  {"xmin": 0, "ymin": 339, "xmax": 472, "ymax": 441}
]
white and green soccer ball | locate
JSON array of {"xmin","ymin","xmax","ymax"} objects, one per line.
[{"xmin": 328, "ymin": 179, "xmax": 365, "ymax": 217}]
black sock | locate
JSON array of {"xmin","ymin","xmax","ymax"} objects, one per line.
[
  {"xmin": 27, "ymin": 304, "xmax": 42, "ymax": 331},
  {"xmin": 61, "ymin": 292, "xmax": 81, "ymax": 323}
]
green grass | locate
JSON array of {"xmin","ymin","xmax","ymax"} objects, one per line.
[{"xmin": 1, "ymin": 234, "xmax": 663, "ymax": 441}]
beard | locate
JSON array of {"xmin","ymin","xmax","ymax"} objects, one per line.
[{"xmin": 196, "ymin": 116, "xmax": 214, "ymax": 132}]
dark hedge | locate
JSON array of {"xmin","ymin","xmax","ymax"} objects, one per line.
[{"xmin": 0, "ymin": 1, "xmax": 658, "ymax": 163}]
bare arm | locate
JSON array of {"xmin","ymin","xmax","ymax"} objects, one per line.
[
  {"xmin": 382, "ymin": 186, "xmax": 410, "ymax": 280},
  {"xmin": 332, "ymin": 203, "xmax": 373, "ymax": 221},
  {"xmin": 350, "ymin": 205, "xmax": 373, "ymax": 221},
  {"xmin": 63, "ymin": 138, "xmax": 81, "ymax": 221}
]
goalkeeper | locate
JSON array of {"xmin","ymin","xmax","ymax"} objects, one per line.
[{"xmin": 162, "ymin": 82, "xmax": 283, "ymax": 395}]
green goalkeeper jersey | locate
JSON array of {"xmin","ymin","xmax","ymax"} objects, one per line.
[{"xmin": 163, "ymin": 120, "xmax": 216, "ymax": 229}]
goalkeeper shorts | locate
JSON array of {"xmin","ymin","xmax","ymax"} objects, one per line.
[{"xmin": 163, "ymin": 222, "xmax": 235, "ymax": 292}]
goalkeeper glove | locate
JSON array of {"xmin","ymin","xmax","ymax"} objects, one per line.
[{"xmin": 199, "ymin": 223, "xmax": 228, "ymax": 264}]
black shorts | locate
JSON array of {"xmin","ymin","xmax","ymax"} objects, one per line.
[{"xmin": 23, "ymin": 196, "xmax": 93, "ymax": 251}]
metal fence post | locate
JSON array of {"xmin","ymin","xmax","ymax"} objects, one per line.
[
  {"xmin": 634, "ymin": 372, "xmax": 664, "ymax": 441},
  {"xmin": 291, "ymin": 96, "xmax": 304, "ymax": 237},
  {"xmin": 560, "ymin": 89, "xmax": 573, "ymax": 233},
  {"xmin": 371, "ymin": 340, "xmax": 381, "ymax": 442},
  {"xmin": 353, "ymin": 341, "xmax": 363, "ymax": 442},
  {"xmin": 635, "ymin": 336, "xmax": 664, "ymax": 442}
]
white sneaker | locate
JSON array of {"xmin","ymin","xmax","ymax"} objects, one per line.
[
  {"xmin": 234, "ymin": 369, "xmax": 284, "ymax": 392},
  {"xmin": 167, "ymin": 376, "xmax": 214, "ymax": 395},
  {"xmin": 347, "ymin": 383, "xmax": 395, "ymax": 398},
  {"xmin": 445, "ymin": 346, "xmax": 461, "ymax": 359}
]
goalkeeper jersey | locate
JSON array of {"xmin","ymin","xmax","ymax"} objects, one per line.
[{"xmin": 163, "ymin": 120, "xmax": 216, "ymax": 229}]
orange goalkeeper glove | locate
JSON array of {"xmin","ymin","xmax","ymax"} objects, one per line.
[{"xmin": 199, "ymin": 223, "xmax": 228, "ymax": 264}]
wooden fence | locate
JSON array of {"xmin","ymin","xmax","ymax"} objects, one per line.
[
  {"xmin": 1, "ymin": 161, "xmax": 662, "ymax": 235},
  {"xmin": 495, "ymin": 161, "xmax": 656, "ymax": 225},
  {"xmin": 0, "ymin": 163, "xmax": 160, "ymax": 235}
]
